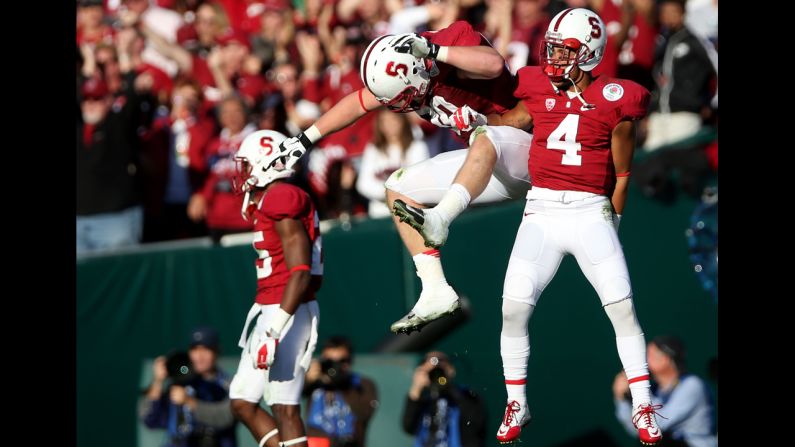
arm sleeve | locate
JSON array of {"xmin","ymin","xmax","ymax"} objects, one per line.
[
  {"xmin": 621, "ymin": 84, "xmax": 651, "ymax": 121},
  {"xmin": 513, "ymin": 67, "xmax": 535, "ymax": 101},
  {"xmin": 424, "ymin": 20, "xmax": 484, "ymax": 47},
  {"xmin": 260, "ymin": 186, "xmax": 309, "ymax": 220}
]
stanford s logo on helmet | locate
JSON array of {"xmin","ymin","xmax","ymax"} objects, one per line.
[
  {"xmin": 234, "ymin": 130, "xmax": 292, "ymax": 220},
  {"xmin": 360, "ymin": 34, "xmax": 432, "ymax": 112},
  {"xmin": 542, "ymin": 8, "xmax": 607, "ymax": 82}
]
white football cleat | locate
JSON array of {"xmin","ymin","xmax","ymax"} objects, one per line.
[
  {"xmin": 392, "ymin": 200, "xmax": 449, "ymax": 248},
  {"xmin": 390, "ymin": 284, "xmax": 460, "ymax": 334}
]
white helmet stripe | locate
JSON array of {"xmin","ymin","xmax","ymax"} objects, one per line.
[{"xmin": 553, "ymin": 8, "xmax": 574, "ymax": 31}]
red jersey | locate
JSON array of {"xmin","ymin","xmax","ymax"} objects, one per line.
[
  {"xmin": 252, "ymin": 182, "xmax": 323, "ymax": 305},
  {"xmin": 418, "ymin": 21, "xmax": 520, "ymax": 141},
  {"xmin": 514, "ymin": 66, "xmax": 650, "ymax": 195}
]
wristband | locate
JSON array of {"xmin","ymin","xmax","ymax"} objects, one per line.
[
  {"xmin": 436, "ymin": 46, "xmax": 449, "ymax": 63},
  {"xmin": 268, "ymin": 308, "xmax": 292, "ymax": 338},
  {"xmin": 303, "ymin": 124, "xmax": 322, "ymax": 144},
  {"xmin": 290, "ymin": 264, "xmax": 311, "ymax": 273}
]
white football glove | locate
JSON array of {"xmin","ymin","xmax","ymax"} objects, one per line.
[
  {"xmin": 612, "ymin": 213, "xmax": 622, "ymax": 232},
  {"xmin": 429, "ymin": 96, "xmax": 487, "ymax": 135},
  {"xmin": 249, "ymin": 332, "xmax": 279, "ymax": 370},
  {"xmin": 393, "ymin": 33, "xmax": 441, "ymax": 59},
  {"xmin": 279, "ymin": 133, "xmax": 313, "ymax": 170}
]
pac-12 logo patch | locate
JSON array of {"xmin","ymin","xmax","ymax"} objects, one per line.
[
  {"xmin": 603, "ymin": 83, "xmax": 624, "ymax": 101},
  {"xmin": 545, "ymin": 98, "xmax": 556, "ymax": 111}
]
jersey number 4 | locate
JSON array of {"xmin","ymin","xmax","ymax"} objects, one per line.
[{"xmin": 546, "ymin": 114, "xmax": 582, "ymax": 166}]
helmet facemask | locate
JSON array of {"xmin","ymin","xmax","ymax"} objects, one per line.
[
  {"xmin": 379, "ymin": 63, "xmax": 431, "ymax": 113},
  {"xmin": 382, "ymin": 86, "xmax": 423, "ymax": 112},
  {"xmin": 233, "ymin": 155, "xmax": 292, "ymax": 221},
  {"xmin": 541, "ymin": 34, "xmax": 594, "ymax": 83},
  {"xmin": 233, "ymin": 158, "xmax": 257, "ymax": 195}
]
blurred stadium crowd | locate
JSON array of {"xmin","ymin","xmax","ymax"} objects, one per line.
[{"xmin": 76, "ymin": 0, "xmax": 717, "ymax": 252}]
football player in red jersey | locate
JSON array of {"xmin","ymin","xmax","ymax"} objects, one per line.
[
  {"xmin": 277, "ymin": 22, "xmax": 535, "ymax": 335},
  {"xmin": 228, "ymin": 130, "xmax": 323, "ymax": 447},
  {"xmin": 393, "ymin": 8, "xmax": 662, "ymax": 445},
  {"xmin": 489, "ymin": 9, "xmax": 662, "ymax": 445}
]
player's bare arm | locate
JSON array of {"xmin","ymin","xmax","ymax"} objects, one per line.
[
  {"xmin": 446, "ymin": 45, "xmax": 505, "ymax": 79},
  {"xmin": 279, "ymin": 88, "xmax": 382, "ymax": 168},
  {"xmin": 610, "ymin": 120, "xmax": 636, "ymax": 215},
  {"xmin": 394, "ymin": 34, "xmax": 504, "ymax": 80},
  {"xmin": 314, "ymin": 88, "xmax": 383, "ymax": 136},
  {"xmin": 487, "ymin": 101, "xmax": 533, "ymax": 131},
  {"xmin": 274, "ymin": 218, "xmax": 312, "ymax": 316}
]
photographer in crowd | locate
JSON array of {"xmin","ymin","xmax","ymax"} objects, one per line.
[
  {"xmin": 140, "ymin": 327, "xmax": 237, "ymax": 447},
  {"xmin": 303, "ymin": 336, "xmax": 379, "ymax": 447},
  {"xmin": 402, "ymin": 351, "xmax": 487, "ymax": 447}
]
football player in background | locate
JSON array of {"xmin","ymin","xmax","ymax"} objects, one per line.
[{"xmin": 228, "ymin": 130, "xmax": 322, "ymax": 447}]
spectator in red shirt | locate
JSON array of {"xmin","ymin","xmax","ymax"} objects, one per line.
[
  {"xmin": 77, "ymin": 0, "xmax": 115, "ymax": 47},
  {"xmin": 189, "ymin": 96, "xmax": 257, "ymax": 241}
]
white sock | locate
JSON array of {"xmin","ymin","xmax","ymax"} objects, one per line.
[
  {"xmin": 413, "ymin": 249, "xmax": 450, "ymax": 291},
  {"xmin": 501, "ymin": 334, "xmax": 530, "ymax": 405},
  {"xmin": 616, "ymin": 334, "xmax": 652, "ymax": 407},
  {"xmin": 434, "ymin": 183, "xmax": 471, "ymax": 224}
]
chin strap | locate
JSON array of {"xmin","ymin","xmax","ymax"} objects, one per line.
[
  {"xmin": 568, "ymin": 69, "xmax": 595, "ymax": 110},
  {"xmin": 240, "ymin": 190, "xmax": 253, "ymax": 221}
]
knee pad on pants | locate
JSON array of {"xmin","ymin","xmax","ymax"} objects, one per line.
[
  {"xmin": 384, "ymin": 167, "xmax": 406, "ymax": 192},
  {"xmin": 503, "ymin": 257, "xmax": 538, "ymax": 306},
  {"xmin": 598, "ymin": 276, "xmax": 632, "ymax": 306}
]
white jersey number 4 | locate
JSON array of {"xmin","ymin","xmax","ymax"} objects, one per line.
[{"xmin": 546, "ymin": 114, "xmax": 582, "ymax": 166}]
